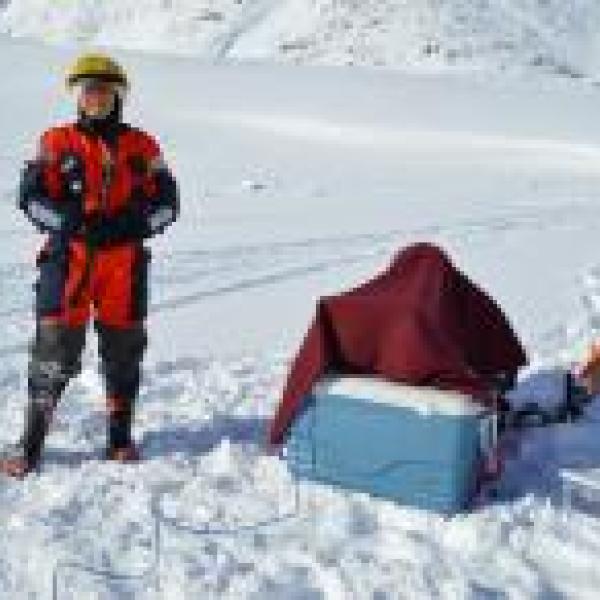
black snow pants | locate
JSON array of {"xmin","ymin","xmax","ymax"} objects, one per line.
[{"xmin": 21, "ymin": 319, "xmax": 146, "ymax": 467}]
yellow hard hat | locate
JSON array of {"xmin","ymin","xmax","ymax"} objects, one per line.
[{"xmin": 65, "ymin": 53, "xmax": 129, "ymax": 90}]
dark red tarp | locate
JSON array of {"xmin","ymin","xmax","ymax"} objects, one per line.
[{"xmin": 269, "ymin": 243, "xmax": 527, "ymax": 445}]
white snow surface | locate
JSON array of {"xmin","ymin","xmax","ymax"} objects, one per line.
[
  {"xmin": 3, "ymin": 0, "xmax": 600, "ymax": 79},
  {"xmin": 2, "ymin": 38, "xmax": 600, "ymax": 599}
]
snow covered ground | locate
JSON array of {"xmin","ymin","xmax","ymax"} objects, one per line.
[
  {"xmin": 2, "ymin": 31, "xmax": 600, "ymax": 599},
  {"xmin": 3, "ymin": 0, "xmax": 600, "ymax": 80}
]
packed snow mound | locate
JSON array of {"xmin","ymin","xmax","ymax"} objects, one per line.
[{"xmin": 2, "ymin": 0, "xmax": 600, "ymax": 77}]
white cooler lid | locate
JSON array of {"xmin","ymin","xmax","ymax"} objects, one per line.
[{"xmin": 313, "ymin": 377, "xmax": 490, "ymax": 417}]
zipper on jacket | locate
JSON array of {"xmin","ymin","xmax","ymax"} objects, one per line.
[{"xmin": 99, "ymin": 141, "xmax": 114, "ymax": 213}]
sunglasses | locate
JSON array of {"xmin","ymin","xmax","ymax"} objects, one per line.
[{"xmin": 77, "ymin": 79, "xmax": 120, "ymax": 95}]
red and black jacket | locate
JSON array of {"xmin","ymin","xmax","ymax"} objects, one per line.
[{"xmin": 18, "ymin": 115, "xmax": 179, "ymax": 245}]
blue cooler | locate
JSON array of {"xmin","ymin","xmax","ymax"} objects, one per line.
[{"xmin": 286, "ymin": 377, "xmax": 496, "ymax": 513}]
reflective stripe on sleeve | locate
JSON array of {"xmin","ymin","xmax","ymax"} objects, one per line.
[
  {"xmin": 27, "ymin": 200, "xmax": 63, "ymax": 231},
  {"xmin": 148, "ymin": 205, "xmax": 175, "ymax": 233}
]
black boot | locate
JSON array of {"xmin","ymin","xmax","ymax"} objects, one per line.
[
  {"xmin": 106, "ymin": 395, "xmax": 139, "ymax": 460},
  {"xmin": 97, "ymin": 322, "xmax": 146, "ymax": 461},
  {"xmin": 0, "ymin": 397, "xmax": 56, "ymax": 477},
  {"xmin": 22, "ymin": 397, "xmax": 58, "ymax": 466},
  {"xmin": 1, "ymin": 322, "xmax": 86, "ymax": 476}
]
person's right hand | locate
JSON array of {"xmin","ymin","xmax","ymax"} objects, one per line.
[{"xmin": 62, "ymin": 200, "xmax": 84, "ymax": 236}]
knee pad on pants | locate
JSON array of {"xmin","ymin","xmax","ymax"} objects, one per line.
[
  {"xmin": 96, "ymin": 322, "xmax": 147, "ymax": 400},
  {"xmin": 28, "ymin": 322, "xmax": 86, "ymax": 400}
]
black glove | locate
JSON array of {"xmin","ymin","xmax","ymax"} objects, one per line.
[
  {"xmin": 82, "ymin": 205, "xmax": 147, "ymax": 247},
  {"xmin": 60, "ymin": 199, "xmax": 83, "ymax": 236}
]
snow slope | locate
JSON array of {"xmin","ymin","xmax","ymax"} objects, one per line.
[
  {"xmin": 2, "ymin": 39, "xmax": 600, "ymax": 598},
  {"xmin": 2, "ymin": 0, "xmax": 600, "ymax": 79}
]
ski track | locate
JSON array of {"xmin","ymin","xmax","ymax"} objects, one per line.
[{"xmin": 212, "ymin": 0, "xmax": 279, "ymax": 62}]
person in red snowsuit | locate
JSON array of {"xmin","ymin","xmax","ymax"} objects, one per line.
[{"xmin": 0, "ymin": 54, "xmax": 179, "ymax": 476}]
